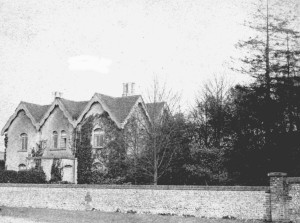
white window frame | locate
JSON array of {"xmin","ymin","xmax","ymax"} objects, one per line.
[
  {"xmin": 53, "ymin": 131, "xmax": 58, "ymax": 148},
  {"xmin": 20, "ymin": 133, "xmax": 28, "ymax": 151},
  {"xmin": 60, "ymin": 130, "xmax": 67, "ymax": 149},
  {"xmin": 93, "ymin": 128, "xmax": 104, "ymax": 148}
]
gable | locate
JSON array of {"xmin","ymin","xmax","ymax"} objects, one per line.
[
  {"xmin": 146, "ymin": 102, "xmax": 166, "ymax": 123},
  {"xmin": 7, "ymin": 110, "xmax": 37, "ymax": 139},
  {"xmin": 83, "ymin": 102, "xmax": 105, "ymax": 119},
  {"xmin": 38, "ymin": 98, "xmax": 81, "ymax": 129},
  {"xmin": 76, "ymin": 94, "xmax": 149, "ymax": 128},
  {"xmin": 39, "ymin": 106, "xmax": 72, "ymax": 134},
  {"xmin": 2, "ymin": 93, "xmax": 154, "ymax": 135},
  {"xmin": 1, "ymin": 103, "xmax": 40, "ymax": 135}
]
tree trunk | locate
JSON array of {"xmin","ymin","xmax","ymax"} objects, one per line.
[{"xmin": 153, "ymin": 167, "xmax": 158, "ymax": 185}]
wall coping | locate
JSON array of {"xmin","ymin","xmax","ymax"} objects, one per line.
[
  {"xmin": 268, "ymin": 172, "xmax": 287, "ymax": 177},
  {"xmin": 0, "ymin": 183, "xmax": 269, "ymax": 191},
  {"xmin": 287, "ymin": 177, "xmax": 300, "ymax": 184}
]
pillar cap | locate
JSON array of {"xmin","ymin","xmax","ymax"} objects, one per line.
[{"xmin": 268, "ymin": 172, "xmax": 287, "ymax": 177}]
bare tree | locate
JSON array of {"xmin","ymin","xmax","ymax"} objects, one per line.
[{"xmin": 126, "ymin": 77, "xmax": 182, "ymax": 185}]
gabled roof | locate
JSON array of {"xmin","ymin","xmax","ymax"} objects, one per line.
[
  {"xmin": 38, "ymin": 98, "xmax": 89, "ymax": 129},
  {"xmin": 95, "ymin": 93, "xmax": 141, "ymax": 124},
  {"xmin": 59, "ymin": 98, "xmax": 89, "ymax": 120},
  {"xmin": 1, "ymin": 93, "xmax": 165, "ymax": 135},
  {"xmin": 76, "ymin": 93, "xmax": 145, "ymax": 128},
  {"xmin": 22, "ymin": 102, "xmax": 51, "ymax": 123},
  {"xmin": 146, "ymin": 102, "xmax": 166, "ymax": 122},
  {"xmin": 1, "ymin": 101, "xmax": 49, "ymax": 135}
]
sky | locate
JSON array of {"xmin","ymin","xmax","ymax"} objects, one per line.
[{"xmin": 0, "ymin": 0, "xmax": 256, "ymax": 150}]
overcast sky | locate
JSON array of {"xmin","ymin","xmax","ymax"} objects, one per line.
[{"xmin": 0, "ymin": 0, "xmax": 256, "ymax": 150}]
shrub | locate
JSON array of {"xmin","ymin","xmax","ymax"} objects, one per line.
[
  {"xmin": 18, "ymin": 169, "xmax": 46, "ymax": 183},
  {"xmin": 0, "ymin": 160, "xmax": 5, "ymax": 170},
  {"xmin": 50, "ymin": 158, "xmax": 62, "ymax": 183},
  {"xmin": 90, "ymin": 171, "xmax": 126, "ymax": 184},
  {"xmin": 0, "ymin": 170, "xmax": 18, "ymax": 183},
  {"xmin": 0, "ymin": 169, "xmax": 46, "ymax": 183}
]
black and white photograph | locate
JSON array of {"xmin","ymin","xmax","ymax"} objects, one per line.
[{"xmin": 0, "ymin": 0, "xmax": 299, "ymax": 222}]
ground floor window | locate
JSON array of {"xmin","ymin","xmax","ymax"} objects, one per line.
[
  {"xmin": 18, "ymin": 164, "xmax": 26, "ymax": 171},
  {"xmin": 35, "ymin": 159, "xmax": 42, "ymax": 170}
]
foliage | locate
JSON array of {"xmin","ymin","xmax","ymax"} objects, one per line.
[
  {"xmin": 76, "ymin": 115, "xmax": 94, "ymax": 184},
  {"xmin": 50, "ymin": 158, "xmax": 62, "ymax": 183},
  {"xmin": 0, "ymin": 169, "xmax": 46, "ymax": 183},
  {"xmin": 137, "ymin": 77, "xmax": 182, "ymax": 185},
  {"xmin": 224, "ymin": 0, "xmax": 300, "ymax": 185},
  {"xmin": 0, "ymin": 161, "xmax": 4, "ymax": 170},
  {"xmin": 32, "ymin": 140, "xmax": 47, "ymax": 157},
  {"xmin": 4, "ymin": 133, "xmax": 8, "ymax": 168}
]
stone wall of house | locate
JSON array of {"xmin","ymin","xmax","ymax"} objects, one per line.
[
  {"xmin": 40, "ymin": 106, "xmax": 74, "ymax": 158},
  {"xmin": 0, "ymin": 184, "xmax": 268, "ymax": 220},
  {"xmin": 6, "ymin": 110, "xmax": 39, "ymax": 171}
]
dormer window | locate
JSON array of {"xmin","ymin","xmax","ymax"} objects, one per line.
[
  {"xmin": 60, "ymin": 130, "xmax": 67, "ymax": 149},
  {"xmin": 20, "ymin": 133, "xmax": 28, "ymax": 151},
  {"xmin": 93, "ymin": 128, "xmax": 104, "ymax": 148},
  {"xmin": 53, "ymin": 131, "xmax": 58, "ymax": 148}
]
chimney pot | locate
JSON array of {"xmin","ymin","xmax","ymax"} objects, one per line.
[
  {"xmin": 53, "ymin": 91, "xmax": 63, "ymax": 99},
  {"xmin": 122, "ymin": 82, "xmax": 135, "ymax": 97}
]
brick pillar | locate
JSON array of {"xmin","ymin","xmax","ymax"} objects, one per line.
[{"xmin": 268, "ymin": 172, "xmax": 289, "ymax": 222}]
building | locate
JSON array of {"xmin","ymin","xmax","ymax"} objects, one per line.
[{"xmin": 1, "ymin": 83, "xmax": 165, "ymax": 183}]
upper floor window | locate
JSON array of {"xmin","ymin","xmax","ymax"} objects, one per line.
[
  {"xmin": 20, "ymin": 133, "xmax": 28, "ymax": 151},
  {"xmin": 93, "ymin": 128, "xmax": 104, "ymax": 148},
  {"xmin": 60, "ymin": 130, "xmax": 67, "ymax": 149},
  {"xmin": 53, "ymin": 131, "xmax": 58, "ymax": 148}
]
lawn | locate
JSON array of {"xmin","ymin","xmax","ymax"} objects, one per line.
[{"xmin": 0, "ymin": 206, "xmax": 263, "ymax": 223}]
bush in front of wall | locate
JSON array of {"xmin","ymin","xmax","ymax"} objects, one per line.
[
  {"xmin": 50, "ymin": 158, "xmax": 62, "ymax": 183},
  {"xmin": 0, "ymin": 160, "xmax": 5, "ymax": 170},
  {"xmin": 0, "ymin": 169, "xmax": 46, "ymax": 183},
  {"xmin": 17, "ymin": 169, "xmax": 46, "ymax": 183},
  {"xmin": 0, "ymin": 170, "xmax": 18, "ymax": 183}
]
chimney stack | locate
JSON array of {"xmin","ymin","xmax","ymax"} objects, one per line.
[
  {"xmin": 122, "ymin": 82, "xmax": 135, "ymax": 97},
  {"xmin": 52, "ymin": 91, "xmax": 63, "ymax": 99}
]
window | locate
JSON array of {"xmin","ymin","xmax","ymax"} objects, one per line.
[
  {"xmin": 53, "ymin": 131, "xmax": 58, "ymax": 148},
  {"xmin": 20, "ymin": 133, "xmax": 28, "ymax": 151},
  {"xmin": 93, "ymin": 128, "xmax": 104, "ymax": 148},
  {"xmin": 60, "ymin": 130, "xmax": 67, "ymax": 149},
  {"xmin": 18, "ymin": 164, "xmax": 26, "ymax": 171}
]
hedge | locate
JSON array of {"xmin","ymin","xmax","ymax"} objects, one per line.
[{"xmin": 0, "ymin": 169, "xmax": 46, "ymax": 184}]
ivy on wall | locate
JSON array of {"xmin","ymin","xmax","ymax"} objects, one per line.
[
  {"xmin": 76, "ymin": 112, "xmax": 129, "ymax": 184},
  {"xmin": 4, "ymin": 133, "xmax": 8, "ymax": 170},
  {"xmin": 76, "ymin": 115, "xmax": 94, "ymax": 184},
  {"xmin": 32, "ymin": 140, "xmax": 47, "ymax": 157}
]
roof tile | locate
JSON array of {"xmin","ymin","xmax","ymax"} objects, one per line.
[{"xmin": 22, "ymin": 102, "xmax": 51, "ymax": 122}]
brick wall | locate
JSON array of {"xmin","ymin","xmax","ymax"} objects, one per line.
[
  {"xmin": 268, "ymin": 173, "xmax": 300, "ymax": 222},
  {"xmin": 0, "ymin": 184, "xmax": 268, "ymax": 220}
]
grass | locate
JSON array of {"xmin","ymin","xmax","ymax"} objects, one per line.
[{"xmin": 0, "ymin": 206, "xmax": 263, "ymax": 223}]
